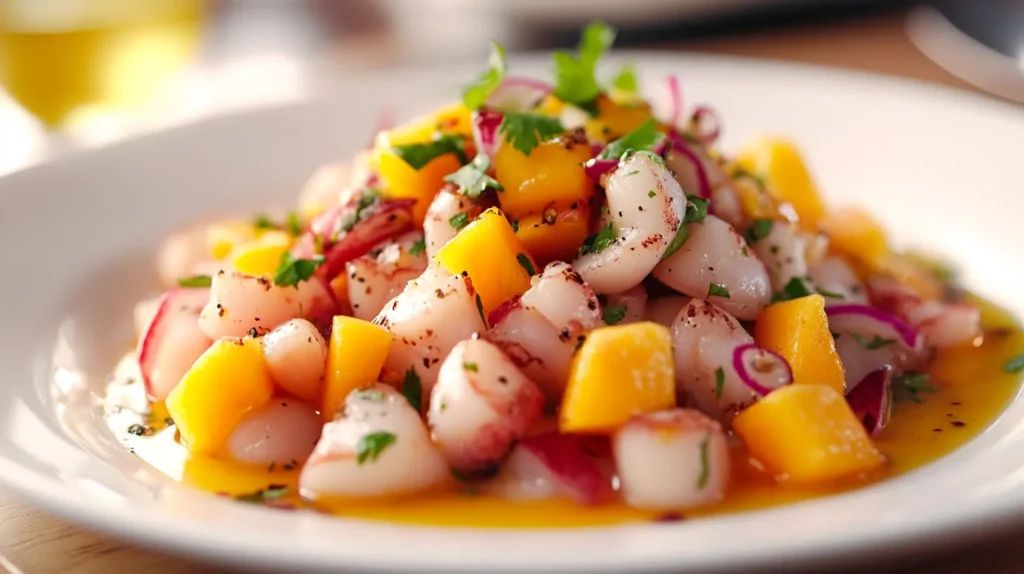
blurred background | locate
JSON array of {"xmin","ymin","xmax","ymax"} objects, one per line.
[{"xmin": 0, "ymin": 0, "xmax": 1021, "ymax": 175}]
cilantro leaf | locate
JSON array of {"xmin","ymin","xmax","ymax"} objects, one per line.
[
  {"xmin": 463, "ymin": 362, "xmax": 479, "ymax": 372},
  {"xmin": 402, "ymin": 368, "xmax": 422, "ymax": 411},
  {"xmin": 852, "ymin": 334, "xmax": 895, "ymax": 350},
  {"xmin": 444, "ymin": 153, "xmax": 503, "ymax": 198},
  {"xmin": 408, "ymin": 238, "xmax": 426, "ymax": 257},
  {"xmin": 662, "ymin": 195, "xmax": 709, "ymax": 259},
  {"xmin": 599, "ymin": 119, "xmax": 665, "ymax": 161},
  {"xmin": 356, "ymin": 431, "xmax": 397, "ymax": 464},
  {"xmin": 611, "ymin": 63, "xmax": 637, "ymax": 95},
  {"xmin": 817, "ymin": 288, "xmax": 846, "ymax": 299},
  {"xmin": 449, "ymin": 212, "xmax": 470, "ymax": 230},
  {"xmin": 286, "ymin": 212, "xmax": 302, "ymax": 236},
  {"xmin": 274, "ymin": 253, "xmax": 325, "ymax": 287},
  {"xmin": 177, "ymin": 274, "xmax": 212, "ymax": 288},
  {"xmin": 1004, "ymin": 353, "xmax": 1024, "ymax": 374},
  {"xmin": 392, "ymin": 134, "xmax": 467, "ymax": 170},
  {"xmin": 603, "ymin": 305, "xmax": 627, "ymax": 325},
  {"xmin": 697, "ymin": 433, "xmax": 710, "ymax": 489},
  {"xmin": 499, "ymin": 113, "xmax": 564, "ymax": 156},
  {"xmin": 744, "ymin": 219, "xmax": 774, "ymax": 243},
  {"xmin": 553, "ymin": 21, "xmax": 616, "ymax": 107},
  {"xmin": 578, "ymin": 222, "xmax": 617, "ymax": 256},
  {"xmin": 708, "ymin": 283, "xmax": 731, "ymax": 299},
  {"xmin": 714, "ymin": 367, "xmax": 725, "ymax": 398},
  {"xmin": 234, "ymin": 484, "xmax": 290, "ymax": 503},
  {"xmin": 254, "ymin": 213, "xmax": 276, "ymax": 230},
  {"xmin": 516, "ymin": 253, "xmax": 536, "ymax": 276},
  {"xmin": 771, "ymin": 277, "xmax": 814, "ymax": 303},
  {"xmin": 892, "ymin": 371, "xmax": 936, "ymax": 404},
  {"xmin": 462, "ymin": 41, "xmax": 507, "ymax": 111}
]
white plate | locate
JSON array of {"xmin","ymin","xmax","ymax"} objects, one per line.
[{"xmin": 1, "ymin": 52, "xmax": 1023, "ymax": 573}]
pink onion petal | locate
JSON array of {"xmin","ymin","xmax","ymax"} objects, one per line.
[
  {"xmin": 584, "ymin": 158, "xmax": 618, "ymax": 181},
  {"xmin": 826, "ymin": 304, "xmax": 920, "ymax": 349},
  {"xmin": 472, "ymin": 109, "xmax": 505, "ymax": 160},
  {"xmin": 732, "ymin": 343, "xmax": 793, "ymax": 397},
  {"xmin": 591, "ymin": 142, "xmax": 606, "ymax": 156},
  {"xmin": 665, "ymin": 131, "xmax": 711, "ymax": 199},
  {"xmin": 845, "ymin": 365, "xmax": 893, "ymax": 435},
  {"xmin": 486, "ymin": 76, "xmax": 553, "ymax": 113},
  {"xmin": 665, "ymin": 75, "xmax": 682, "ymax": 127},
  {"xmin": 690, "ymin": 105, "xmax": 722, "ymax": 146}
]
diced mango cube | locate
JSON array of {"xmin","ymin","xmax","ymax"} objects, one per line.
[
  {"xmin": 821, "ymin": 207, "xmax": 889, "ymax": 269},
  {"xmin": 166, "ymin": 338, "xmax": 275, "ymax": 457},
  {"xmin": 560, "ymin": 322, "xmax": 676, "ymax": 433},
  {"xmin": 755, "ymin": 294, "xmax": 845, "ymax": 395},
  {"xmin": 380, "ymin": 102, "xmax": 473, "ymax": 147},
  {"xmin": 514, "ymin": 204, "xmax": 591, "ymax": 268},
  {"xmin": 733, "ymin": 384, "xmax": 885, "ymax": 483},
  {"xmin": 322, "ymin": 316, "xmax": 393, "ymax": 421},
  {"xmin": 208, "ymin": 221, "xmax": 259, "ymax": 260},
  {"xmin": 584, "ymin": 96, "xmax": 655, "ymax": 143},
  {"xmin": 230, "ymin": 231, "xmax": 293, "ymax": 277},
  {"xmin": 494, "ymin": 136, "xmax": 593, "ymax": 219},
  {"xmin": 736, "ymin": 136, "xmax": 826, "ymax": 228},
  {"xmin": 434, "ymin": 207, "xmax": 535, "ymax": 317}
]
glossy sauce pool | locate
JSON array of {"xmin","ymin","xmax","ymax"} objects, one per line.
[{"xmin": 105, "ymin": 295, "xmax": 1024, "ymax": 528}]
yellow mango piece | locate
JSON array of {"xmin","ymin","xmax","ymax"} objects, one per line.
[
  {"xmin": 322, "ymin": 315, "xmax": 394, "ymax": 421},
  {"xmin": 560, "ymin": 322, "xmax": 676, "ymax": 433},
  {"xmin": 494, "ymin": 136, "xmax": 593, "ymax": 219},
  {"xmin": 733, "ymin": 385, "xmax": 885, "ymax": 483},
  {"xmin": 434, "ymin": 207, "xmax": 535, "ymax": 317},
  {"xmin": 166, "ymin": 338, "xmax": 275, "ymax": 457},
  {"xmin": 736, "ymin": 136, "xmax": 826, "ymax": 228},
  {"xmin": 515, "ymin": 203, "xmax": 591, "ymax": 268},
  {"xmin": 755, "ymin": 294, "xmax": 845, "ymax": 395},
  {"xmin": 380, "ymin": 102, "xmax": 473, "ymax": 147},
  {"xmin": 584, "ymin": 96, "xmax": 655, "ymax": 143},
  {"xmin": 208, "ymin": 221, "xmax": 259, "ymax": 260},
  {"xmin": 230, "ymin": 231, "xmax": 293, "ymax": 277},
  {"xmin": 821, "ymin": 207, "xmax": 889, "ymax": 269}
]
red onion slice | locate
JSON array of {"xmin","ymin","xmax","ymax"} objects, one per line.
[
  {"xmin": 486, "ymin": 76, "xmax": 553, "ymax": 113},
  {"xmin": 664, "ymin": 75, "xmax": 682, "ymax": 127},
  {"xmin": 732, "ymin": 343, "xmax": 793, "ymax": 397},
  {"xmin": 845, "ymin": 365, "xmax": 893, "ymax": 435},
  {"xmin": 584, "ymin": 157, "xmax": 618, "ymax": 180},
  {"xmin": 826, "ymin": 304, "xmax": 921, "ymax": 349},
  {"xmin": 472, "ymin": 109, "xmax": 504, "ymax": 160},
  {"xmin": 665, "ymin": 131, "xmax": 711, "ymax": 199},
  {"xmin": 689, "ymin": 105, "xmax": 721, "ymax": 146}
]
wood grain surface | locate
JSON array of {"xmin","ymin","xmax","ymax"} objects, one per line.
[{"xmin": 2, "ymin": 8, "xmax": 1020, "ymax": 574}]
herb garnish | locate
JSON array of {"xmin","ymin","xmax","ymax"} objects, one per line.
[
  {"xmin": 444, "ymin": 153, "xmax": 503, "ymax": 198},
  {"xmin": 771, "ymin": 277, "xmax": 814, "ymax": 303},
  {"xmin": 402, "ymin": 368, "xmax": 422, "ymax": 411},
  {"xmin": 463, "ymin": 362, "xmax": 479, "ymax": 372},
  {"xmin": 498, "ymin": 113, "xmax": 565, "ymax": 156},
  {"xmin": 697, "ymin": 433, "xmax": 710, "ymax": 489},
  {"xmin": 714, "ymin": 367, "xmax": 725, "ymax": 399},
  {"xmin": 274, "ymin": 252, "xmax": 325, "ymax": 287},
  {"xmin": 611, "ymin": 63, "xmax": 637, "ymax": 96},
  {"xmin": 338, "ymin": 190, "xmax": 382, "ymax": 234},
  {"xmin": 578, "ymin": 222, "xmax": 617, "ymax": 255},
  {"xmin": 462, "ymin": 41, "xmax": 507, "ymax": 110},
  {"xmin": 648, "ymin": 190, "xmax": 656, "ymax": 198},
  {"xmin": 744, "ymin": 219, "xmax": 774, "ymax": 243},
  {"xmin": 708, "ymin": 283, "xmax": 731, "ymax": 299},
  {"xmin": 516, "ymin": 253, "xmax": 536, "ymax": 276},
  {"xmin": 409, "ymin": 238, "xmax": 427, "ymax": 257},
  {"xmin": 177, "ymin": 274, "xmax": 212, "ymax": 288},
  {"xmin": 392, "ymin": 133, "xmax": 467, "ymax": 170},
  {"xmin": 254, "ymin": 213, "xmax": 276, "ymax": 230},
  {"xmin": 234, "ymin": 484, "xmax": 290, "ymax": 503},
  {"xmin": 662, "ymin": 195, "xmax": 709, "ymax": 259},
  {"xmin": 603, "ymin": 305, "xmax": 627, "ymax": 325},
  {"xmin": 449, "ymin": 212, "xmax": 470, "ymax": 230},
  {"xmin": 1005, "ymin": 353, "xmax": 1024, "ymax": 374},
  {"xmin": 356, "ymin": 431, "xmax": 397, "ymax": 464},
  {"xmin": 852, "ymin": 334, "xmax": 895, "ymax": 350},
  {"xmin": 892, "ymin": 371, "xmax": 936, "ymax": 404},
  {"xmin": 552, "ymin": 21, "xmax": 615, "ymax": 108},
  {"xmin": 817, "ymin": 288, "xmax": 846, "ymax": 299},
  {"xmin": 598, "ymin": 119, "xmax": 665, "ymax": 161}
]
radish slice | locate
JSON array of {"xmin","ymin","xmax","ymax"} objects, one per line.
[
  {"xmin": 472, "ymin": 109, "xmax": 504, "ymax": 160},
  {"xmin": 486, "ymin": 432, "xmax": 612, "ymax": 506},
  {"xmin": 846, "ymin": 365, "xmax": 893, "ymax": 435},
  {"xmin": 826, "ymin": 304, "xmax": 921, "ymax": 350},
  {"xmin": 664, "ymin": 131, "xmax": 711, "ymax": 199},
  {"xmin": 689, "ymin": 105, "xmax": 722, "ymax": 146},
  {"xmin": 137, "ymin": 288, "xmax": 213, "ymax": 401},
  {"xmin": 584, "ymin": 157, "xmax": 618, "ymax": 181},
  {"xmin": 664, "ymin": 75, "xmax": 682, "ymax": 127},
  {"xmin": 732, "ymin": 343, "xmax": 793, "ymax": 396},
  {"xmin": 485, "ymin": 76, "xmax": 552, "ymax": 112}
]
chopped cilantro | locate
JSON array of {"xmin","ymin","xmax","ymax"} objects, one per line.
[
  {"xmin": 408, "ymin": 238, "xmax": 426, "ymax": 257},
  {"xmin": 697, "ymin": 433, "xmax": 710, "ymax": 489},
  {"xmin": 516, "ymin": 253, "xmax": 536, "ymax": 276},
  {"xmin": 254, "ymin": 213, "xmax": 276, "ymax": 230},
  {"xmin": 552, "ymin": 21, "xmax": 616, "ymax": 107},
  {"xmin": 662, "ymin": 195, "xmax": 709, "ymax": 259},
  {"xmin": 444, "ymin": 153, "xmax": 503, "ymax": 198},
  {"xmin": 817, "ymin": 288, "xmax": 845, "ymax": 299},
  {"xmin": 339, "ymin": 190, "xmax": 382, "ymax": 234},
  {"xmin": 892, "ymin": 371, "xmax": 936, "ymax": 404},
  {"xmin": 603, "ymin": 305, "xmax": 627, "ymax": 325},
  {"xmin": 286, "ymin": 212, "xmax": 302, "ymax": 236},
  {"xmin": 463, "ymin": 362, "xmax": 479, "ymax": 372},
  {"xmin": 357, "ymin": 389, "xmax": 386, "ymax": 402},
  {"xmin": 449, "ymin": 212, "xmax": 470, "ymax": 230},
  {"xmin": 578, "ymin": 222, "xmax": 617, "ymax": 255},
  {"xmin": 771, "ymin": 277, "xmax": 814, "ymax": 303},
  {"xmin": 708, "ymin": 283, "xmax": 731, "ymax": 299},
  {"xmin": 392, "ymin": 133, "xmax": 467, "ymax": 170},
  {"xmin": 234, "ymin": 485, "xmax": 289, "ymax": 503},
  {"xmin": 852, "ymin": 334, "xmax": 895, "ymax": 350},
  {"xmin": 462, "ymin": 41, "xmax": 507, "ymax": 110},
  {"xmin": 274, "ymin": 253, "xmax": 325, "ymax": 287},
  {"xmin": 402, "ymin": 368, "xmax": 422, "ymax": 411},
  {"xmin": 1004, "ymin": 353, "xmax": 1024, "ymax": 374},
  {"xmin": 498, "ymin": 113, "xmax": 565, "ymax": 156},
  {"xmin": 475, "ymin": 293, "xmax": 487, "ymax": 325},
  {"xmin": 611, "ymin": 63, "xmax": 637, "ymax": 95},
  {"xmin": 356, "ymin": 431, "xmax": 397, "ymax": 464},
  {"xmin": 648, "ymin": 190, "xmax": 656, "ymax": 198},
  {"xmin": 599, "ymin": 120, "xmax": 665, "ymax": 161},
  {"xmin": 177, "ymin": 274, "xmax": 212, "ymax": 288},
  {"xmin": 511, "ymin": 220, "xmax": 519, "ymax": 233},
  {"xmin": 744, "ymin": 219, "xmax": 774, "ymax": 243},
  {"xmin": 714, "ymin": 367, "xmax": 725, "ymax": 399}
]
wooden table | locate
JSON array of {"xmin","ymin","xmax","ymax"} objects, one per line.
[{"xmin": 2, "ymin": 8, "xmax": 1020, "ymax": 574}]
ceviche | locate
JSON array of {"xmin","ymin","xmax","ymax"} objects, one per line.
[{"xmin": 108, "ymin": 22, "xmax": 1024, "ymax": 525}]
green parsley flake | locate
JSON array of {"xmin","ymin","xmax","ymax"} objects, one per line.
[
  {"xmin": 611, "ymin": 63, "xmax": 637, "ymax": 95},
  {"xmin": 274, "ymin": 253, "xmax": 325, "ymax": 288},
  {"xmin": 287, "ymin": 212, "xmax": 302, "ymax": 236},
  {"xmin": 662, "ymin": 195, "xmax": 709, "ymax": 260},
  {"xmin": 892, "ymin": 371, "xmax": 936, "ymax": 404},
  {"xmin": 463, "ymin": 362, "xmax": 479, "ymax": 372},
  {"xmin": 357, "ymin": 389, "xmax": 386, "ymax": 402},
  {"xmin": 444, "ymin": 153, "xmax": 504, "ymax": 198},
  {"xmin": 356, "ymin": 431, "xmax": 397, "ymax": 464},
  {"xmin": 852, "ymin": 334, "xmax": 894, "ymax": 350},
  {"xmin": 462, "ymin": 41, "xmax": 507, "ymax": 110},
  {"xmin": 552, "ymin": 21, "xmax": 616, "ymax": 107},
  {"xmin": 648, "ymin": 190, "xmax": 656, "ymax": 198},
  {"xmin": 234, "ymin": 485, "xmax": 289, "ymax": 503},
  {"xmin": 511, "ymin": 220, "xmax": 519, "ymax": 232},
  {"xmin": 817, "ymin": 288, "xmax": 846, "ymax": 299},
  {"xmin": 516, "ymin": 253, "xmax": 536, "ymax": 276},
  {"xmin": 708, "ymin": 283, "xmax": 730, "ymax": 299},
  {"xmin": 744, "ymin": 219, "xmax": 774, "ymax": 243},
  {"xmin": 771, "ymin": 277, "xmax": 814, "ymax": 303},
  {"xmin": 578, "ymin": 222, "xmax": 617, "ymax": 256},
  {"xmin": 714, "ymin": 367, "xmax": 725, "ymax": 399},
  {"xmin": 408, "ymin": 238, "xmax": 427, "ymax": 257},
  {"xmin": 603, "ymin": 305, "xmax": 627, "ymax": 325},
  {"xmin": 449, "ymin": 212, "xmax": 470, "ymax": 230},
  {"xmin": 1004, "ymin": 353, "xmax": 1024, "ymax": 374},
  {"xmin": 392, "ymin": 134, "xmax": 467, "ymax": 170},
  {"xmin": 498, "ymin": 113, "xmax": 565, "ymax": 156},
  {"xmin": 177, "ymin": 274, "xmax": 212, "ymax": 288},
  {"xmin": 254, "ymin": 213, "xmax": 276, "ymax": 230},
  {"xmin": 402, "ymin": 368, "xmax": 422, "ymax": 411},
  {"xmin": 697, "ymin": 433, "xmax": 711, "ymax": 489},
  {"xmin": 475, "ymin": 293, "xmax": 487, "ymax": 325},
  {"xmin": 599, "ymin": 120, "xmax": 665, "ymax": 161},
  {"xmin": 339, "ymin": 190, "xmax": 382, "ymax": 234}
]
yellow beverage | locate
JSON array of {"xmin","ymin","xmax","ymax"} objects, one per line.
[{"xmin": 0, "ymin": 0, "xmax": 206, "ymax": 127}]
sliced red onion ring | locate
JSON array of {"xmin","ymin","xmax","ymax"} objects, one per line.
[
  {"xmin": 664, "ymin": 75, "xmax": 682, "ymax": 127},
  {"xmin": 732, "ymin": 343, "xmax": 793, "ymax": 397},
  {"xmin": 472, "ymin": 109, "xmax": 504, "ymax": 160},
  {"xmin": 689, "ymin": 105, "xmax": 721, "ymax": 146},
  {"xmin": 584, "ymin": 158, "xmax": 618, "ymax": 180},
  {"xmin": 665, "ymin": 131, "xmax": 711, "ymax": 199},
  {"xmin": 845, "ymin": 365, "xmax": 893, "ymax": 435},
  {"xmin": 590, "ymin": 142, "xmax": 605, "ymax": 156},
  {"xmin": 486, "ymin": 76, "xmax": 553, "ymax": 113},
  {"xmin": 826, "ymin": 304, "xmax": 921, "ymax": 349}
]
